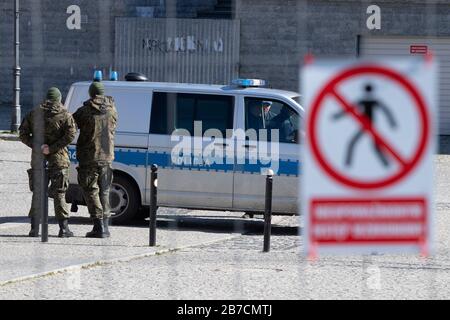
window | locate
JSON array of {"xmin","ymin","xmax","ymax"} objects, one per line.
[
  {"xmin": 244, "ymin": 98, "xmax": 300, "ymax": 144},
  {"xmin": 150, "ymin": 92, "xmax": 234, "ymax": 136}
]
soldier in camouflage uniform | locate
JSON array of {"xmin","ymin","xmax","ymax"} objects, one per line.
[
  {"xmin": 19, "ymin": 87, "xmax": 77, "ymax": 238},
  {"xmin": 73, "ymin": 82, "xmax": 118, "ymax": 238}
]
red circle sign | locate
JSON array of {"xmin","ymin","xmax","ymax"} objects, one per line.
[{"xmin": 307, "ymin": 64, "xmax": 430, "ymax": 189}]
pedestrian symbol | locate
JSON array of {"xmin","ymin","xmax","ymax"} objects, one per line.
[
  {"xmin": 332, "ymin": 83, "xmax": 397, "ymax": 167},
  {"xmin": 307, "ymin": 64, "xmax": 430, "ymax": 190},
  {"xmin": 301, "ymin": 57, "xmax": 437, "ymax": 256}
]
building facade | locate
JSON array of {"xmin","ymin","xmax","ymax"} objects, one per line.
[{"xmin": 1, "ymin": 0, "xmax": 449, "ymax": 132}]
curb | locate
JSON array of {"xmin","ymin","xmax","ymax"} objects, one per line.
[
  {"xmin": 0, "ymin": 133, "xmax": 20, "ymax": 142},
  {"xmin": 0, "ymin": 234, "xmax": 238, "ymax": 287}
]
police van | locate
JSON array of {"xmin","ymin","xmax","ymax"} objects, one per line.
[{"xmin": 65, "ymin": 73, "xmax": 303, "ymax": 223}]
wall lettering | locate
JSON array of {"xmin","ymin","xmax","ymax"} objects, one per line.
[
  {"xmin": 66, "ymin": 5, "xmax": 81, "ymax": 30},
  {"xmin": 366, "ymin": 5, "xmax": 381, "ymax": 30}
]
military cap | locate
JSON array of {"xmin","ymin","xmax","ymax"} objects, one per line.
[
  {"xmin": 89, "ymin": 82, "xmax": 105, "ymax": 98},
  {"xmin": 46, "ymin": 87, "xmax": 62, "ymax": 103}
]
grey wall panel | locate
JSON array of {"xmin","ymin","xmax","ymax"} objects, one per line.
[
  {"xmin": 115, "ymin": 18, "xmax": 240, "ymax": 85},
  {"xmin": 361, "ymin": 36, "xmax": 450, "ymax": 135}
]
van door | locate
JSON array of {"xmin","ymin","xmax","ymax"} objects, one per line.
[
  {"xmin": 147, "ymin": 92, "xmax": 235, "ymax": 209},
  {"xmin": 233, "ymin": 96, "xmax": 301, "ymax": 214},
  {"xmin": 65, "ymin": 84, "xmax": 151, "ymax": 221}
]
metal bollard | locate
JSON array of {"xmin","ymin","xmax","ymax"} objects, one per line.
[
  {"xmin": 41, "ymin": 160, "xmax": 49, "ymax": 243},
  {"xmin": 263, "ymin": 170, "xmax": 274, "ymax": 252},
  {"xmin": 149, "ymin": 164, "xmax": 158, "ymax": 247}
]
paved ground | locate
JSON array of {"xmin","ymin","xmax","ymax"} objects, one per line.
[{"xmin": 1, "ymin": 138, "xmax": 450, "ymax": 300}]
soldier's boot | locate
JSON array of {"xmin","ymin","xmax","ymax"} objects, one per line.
[
  {"xmin": 103, "ymin": 217, "xmax": 111, "ymax": 238},
  {"xmin": 86, "ymin": 218, "xmax": 108, "ymax": 238},
  {"xmin": 58, "ymin": 219, "xmax": 74, "ymax": 238},
  {"xmin": 29, "ymin": 217, "xmax": 40, "ymax": 238}
]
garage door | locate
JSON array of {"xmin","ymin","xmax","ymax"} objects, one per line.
[{"xmin": 360, "ymin": 36, "xmax": 450, "ymax": 135}]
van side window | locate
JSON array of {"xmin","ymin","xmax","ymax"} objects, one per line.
[
  {"xmin": 244, "ymin": 98, "xmax": 300, "ymax": 144},
  {"xmin": 196, "ymin": 96, "xmax": 233, "ymax": 136},
  {"xmin": 150, "ymin": 92, "xmax": 234, "ymax": 136}
]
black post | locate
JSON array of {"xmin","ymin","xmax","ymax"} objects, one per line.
[
  {"xmin": 263, "ymin": 171, "xmax": 273, "ymax": 252},
  {"xmin": 41, "ymin": 160, "xmax": 49, "ymax": 243},
  {"xmin": 11, "ymin": 0, "xmax": 21, "ymax": 132},
  {"xmin": 149, "ymin": 164, "xmax": 158, "ymax": 247}
]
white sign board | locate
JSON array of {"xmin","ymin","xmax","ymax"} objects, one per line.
[{"xmin": 301, "ymin": 57, "xmax": 437, "ymax": 256}]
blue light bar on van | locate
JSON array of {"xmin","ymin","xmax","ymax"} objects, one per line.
[
  {"xmin": 93, "ymin": 70, "xmax": 103, "ymax": 82},
  {"xmin": 110, "ymin": 71, "xmax": 118, "ymax": 81},
  {"xmin": 232, "ymin": 79, "xmax": 267, "ymax": 87}
]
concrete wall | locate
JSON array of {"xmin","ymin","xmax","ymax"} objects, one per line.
[
  {"xmin": 236, "ymin": 0, "xmax": 450, "ymax": 93},
  {"xmin": 0, "ymin": 0, "xmax": 217, "ymax": 118},
  {"xmin": 1, "ymin": 0, "xmax": 449, "ymax": 129}
]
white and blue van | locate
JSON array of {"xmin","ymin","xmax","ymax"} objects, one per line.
[{"xmin": 65, "ymin": 74, "xmax": 303, "ymax": 223}]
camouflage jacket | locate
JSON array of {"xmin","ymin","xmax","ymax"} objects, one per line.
[
  {"xmin": 19, "ymin": 101, "xmax": 76, "ymax": 169},
  {"xmin": 73, "ymin": 96, "xmax": 118, "ymax": 167}
]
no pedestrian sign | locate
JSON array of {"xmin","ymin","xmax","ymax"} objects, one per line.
[{"xmin": 301, "ymin": 57, "xmax": 437, "ymax": 256}]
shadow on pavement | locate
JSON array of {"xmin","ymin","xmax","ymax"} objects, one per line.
[
  {"xmin": 0, "ymin": 214, "xmax": 300, "ymax": 236},
  {"xmin": 128, "ymin": 215, "xmax": 301, "ymax": 236},
  {"xmin": 0, "ymin": 217, "xmax": 29, "ymax": 224},
  {"xmin": 0, "ymin": 235, "xmax": 31, "ymax": 238}
]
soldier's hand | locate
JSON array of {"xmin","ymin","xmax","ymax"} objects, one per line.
[{"xmin": 41, "ymin": 144, "xmax": 50, "ymax": 155}]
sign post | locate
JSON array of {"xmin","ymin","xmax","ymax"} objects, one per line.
[{"xmin": 301, "ymin": 57, "xmax": 437, "ymax": 257}]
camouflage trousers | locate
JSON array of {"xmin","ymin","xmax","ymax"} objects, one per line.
[
  {"xmin": 77, "ymin": 165, "xmax": 113, "ymax": 219},
  {"xmin": 28, "ymin": 167, "xmax": 70, "ymax": 220}
]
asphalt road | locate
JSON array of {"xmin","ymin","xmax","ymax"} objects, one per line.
[{"xmin": 1, "ymin": 138, "xmax": 450, "ymax": 300}]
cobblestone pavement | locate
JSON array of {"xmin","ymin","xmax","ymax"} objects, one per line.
[
  {"xmin": 2, "ymin": 223, "xmax": 450, "ymax": 300},
  {"xmin": 1, "ymin": 139, "xmax": 450, "ymax": 299}
]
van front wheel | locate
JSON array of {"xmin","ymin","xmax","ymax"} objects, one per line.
[{"xmin": 109, "ymin": 175, "xmax": 139, "ymax": 224}]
